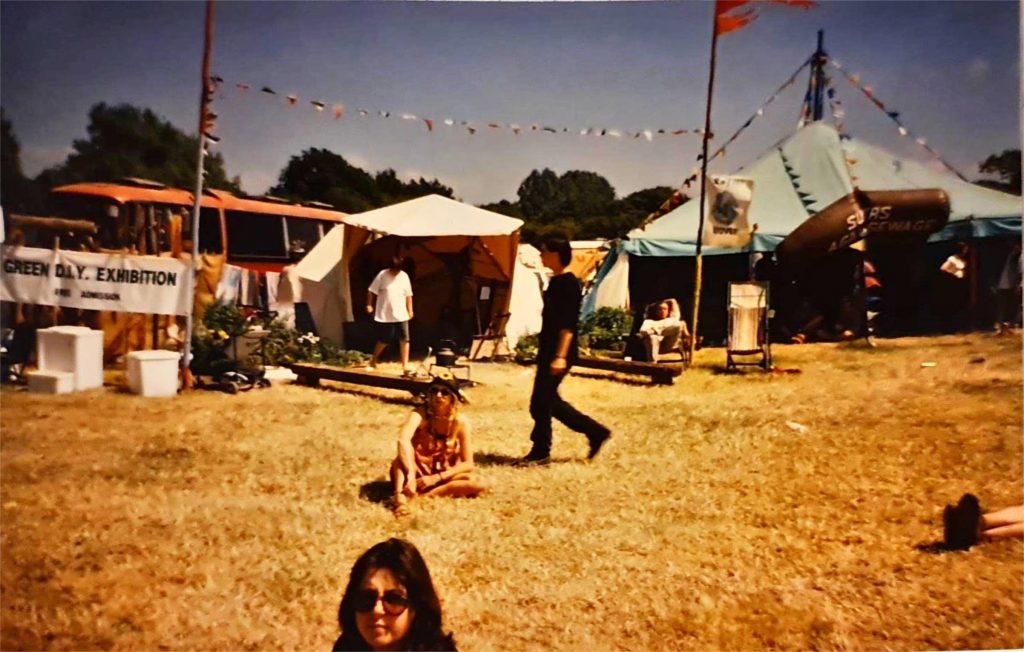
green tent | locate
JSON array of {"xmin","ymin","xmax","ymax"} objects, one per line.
[{"xmin": 623, "ymin": 122, "xmax": 1021, "ymax": 257}]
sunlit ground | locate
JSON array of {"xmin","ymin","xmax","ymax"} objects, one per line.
[{"xmin": 2, "ymin": 334, "xmax": 1021, "ymax": 651}]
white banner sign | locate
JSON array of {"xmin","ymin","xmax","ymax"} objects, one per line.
[
  {"xmin": 703, "ymin": 175, "xmax": 754, "ymax": 249},
  {"xmin": 1, "ymin": 246, "xmax": 190, "ymax": 316}
]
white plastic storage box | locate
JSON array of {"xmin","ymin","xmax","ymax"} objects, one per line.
[
  {"xmin": 126, "ymin": 350, "xmax": 181, "ymax": 397},
  {"xmin": 36, "ymin": 326, "xmax": 104, "ymax": 390},
  {"xmin": 26, "ymin": 370, "xmax": 75, "ymax": 395}
]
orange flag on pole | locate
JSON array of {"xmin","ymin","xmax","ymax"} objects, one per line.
[{"xmin": 715, "ymin": 0, "xmax": 816, "ymax": 36}]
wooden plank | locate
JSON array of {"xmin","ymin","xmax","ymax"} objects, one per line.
[
  {"xmin": 10, "ymin": 214, "xmax": 98, "ymax": 233},
  {"xmin": 286, "ymin": 362, "xmax": 431, "ymax": 395},
  {"xmin": 573, "ymin": 355, "xmax": 683, "ymax": 385}
]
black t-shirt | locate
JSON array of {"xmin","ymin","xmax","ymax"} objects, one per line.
[{"xmin": 538, "ymin": 272, "xmax": 582, "ymax": 364}]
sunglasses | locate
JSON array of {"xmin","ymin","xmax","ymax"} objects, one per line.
[
  {"xmin": 429, "ymin": 387, "xmax": 454, "ymax": 398},
  {"xmin": 352, "ymin": 589, "xmax": 410, "ymax": 616}
]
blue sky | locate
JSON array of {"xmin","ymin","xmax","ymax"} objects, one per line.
[{"xmin": 1, "ymin": 1, "xmax": 1019, "ymax": 205}]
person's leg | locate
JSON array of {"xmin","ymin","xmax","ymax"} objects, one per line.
[
  {"xmin": 399, "ymin": 341, "xmax": 411, "ymax": 371},
  {"xmin": 422, "ymin": 471, "xmax": 487, "ymax": 498},
  {"xmin": 645, "ymin": 333, "xmax": 661, "ymax": 363},
  {"xmin": 525, "ymin": 368, "xmax": 556, "ymax": 459},
  {"xmin": 982, "ymin": 505, "xmax": 1024, "ymax": 529},
  {"xmin": 370, "ymin": 341, "xmax": 387, "ymax": 368},
  {"xmin": 389, "ymin": 458, "xmax": 411, "ymax": 514},
  {"xmin": 398, "ymin": 321, "xmax": 411, "ymax": 372},
  {"xmin": 981, "ymin": 522, "xmax": 1024, "ymax": 540},
  {"xmin": 549, "ymin": 370, "xmax": 610, "ymax": 451}
]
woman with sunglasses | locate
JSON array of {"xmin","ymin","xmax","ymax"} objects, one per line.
[
  {"xmin": 333, "ymin": 538, "xmax": 457, "ymax": 651},
  {"xmin": 389, "ymin": 372, "xmax": 485, "ymax": 516}
]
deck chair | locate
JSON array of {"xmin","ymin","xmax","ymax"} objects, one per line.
[
  {"xmin": 726, "ymin": 282, "xmax": 771, "ymax": 370},
  {"xmin": 469, "ymin": 311, "xmax": 511, "ymax": 360},
  {"xmin": 637, "ymin": 298, "xmax": 691, "ymax": 364}
]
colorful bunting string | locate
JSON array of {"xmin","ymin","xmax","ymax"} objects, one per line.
[
  {"xmin": 210, "ymin": 75, "xmax": 703, "ymax": 143},
  {"xmin": 824, "ymin": 75, "xmax": 861, "ymax": 186},
  {"xmin": 829, "ymin": 59, "xmax": 969, "ymax": 181},
  {"xmin": 632, "ymin": 55, "xmax": 814, "ymax": 233}
]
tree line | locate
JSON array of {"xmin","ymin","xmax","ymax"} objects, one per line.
[{"xmin": 1, "ymin": 102, "xmax": 1020, "ymax": 242}]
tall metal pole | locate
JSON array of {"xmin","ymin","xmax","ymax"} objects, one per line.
[
  {"xmin": 811, "ymin": 30, "xmax": 826, "ymax": 121},
  {"xmin": 182, "ymin": 0, "xmax": 215, "ymax": 389},
  {"xmin": 689, "ymin": 16, "xmax": 720, "ymax": 362}
]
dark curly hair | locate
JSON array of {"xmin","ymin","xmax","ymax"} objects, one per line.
[{"xmin": 333, "ymin": 538, "xmax": 457, "ymax": 651}]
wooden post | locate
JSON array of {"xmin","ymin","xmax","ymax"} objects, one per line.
[
  {"xmin": 182, "ymin": 0, "xmax": 215, "ymax": 389},
  {"xmin": 689, "ymin": 13, "xmax": 720, "ymax": 362}
]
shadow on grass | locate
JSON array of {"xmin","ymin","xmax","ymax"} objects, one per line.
[
  {"xmin": 359, "ymin": 480, "xmax": 393, "ymax": 504},
  {"xmin": 475, "ymin": 452, "xmax": 580, "ymax": 468},
  {"xmin": 569, "ymin": 370, "xmax": 660, "ymax": 387},
  {"xmin": 296, "ymin": 381, "xmax": 420, "ymax": 406},
  {"xmin": 475, "ymin": 452, "xmax": 523, "ymax": 467},
  {"xmin": 914, "ymin": 540, "xmax": 960, "ymax": 554}
]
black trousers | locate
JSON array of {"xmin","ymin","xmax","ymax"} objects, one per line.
[{"xmin": 528, "ymin": 362, "xmax": 608, "ymax": 455}]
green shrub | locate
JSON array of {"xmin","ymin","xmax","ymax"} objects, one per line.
[
  {"xmin": 514, "ymin": 333, "xmax": 539, "ymax": 363},
  {"xmin": 190, "ymin": 303, "xmax": 369, "ymax": 374},
  {"xmin": 580, "ymin": 307, "xmax": 633, "ymax": 350},
  {"xmin": 202, "ymin": 302, "xmax": 249, "ymax": 339}
]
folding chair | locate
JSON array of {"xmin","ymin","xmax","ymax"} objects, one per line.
[
  {"xmin": 469, "ymin": 311, "xmax": 511, "ymax": 360},
  {"xmin": 726, "ymin": 282, "xmax": 771, "ymax": 370},
  {"xmin": 636, "ymin": 299, "xmax": 691, "ymax": 364}
]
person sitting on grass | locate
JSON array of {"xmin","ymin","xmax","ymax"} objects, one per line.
[
  {"xmin": 943, "ymin": 493, "xmax": 1024, "ymax": 550},
  {"xmin": 333, "ymin": 538, "xmax": 457, "ymax": 651},
  {"xmin": 638, "ymin": 298, "xmax": 689, "ymax": 363},
  {"xmin": 390, "ymin": 371, "xmax": 485, "ymax": 517}
]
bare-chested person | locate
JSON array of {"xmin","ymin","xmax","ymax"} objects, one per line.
[{"xmin": 390, "ymin": 371, "xmax": 485, "ymax": 516}]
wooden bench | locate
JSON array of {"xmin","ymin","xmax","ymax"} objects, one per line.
[
  {"xmin": 572, "ymin": 355, "xmax": 684, "ymax": 385},
  {"xmin": 286, "ymin": 362, "xmax": 432, "ymax": 396}
]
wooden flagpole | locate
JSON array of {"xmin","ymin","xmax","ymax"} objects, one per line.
[
  {"xmin": 182, "ymin": 0, "xmax": 215, "ymax": 390},
  {"xmin": 689, "ymin": 10, "xmax": 721, "ymax": 362}
]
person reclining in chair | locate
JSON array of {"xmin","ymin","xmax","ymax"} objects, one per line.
[{"xmin": 638, "ymin": 298, "xmax": 690, "ymax": 363}]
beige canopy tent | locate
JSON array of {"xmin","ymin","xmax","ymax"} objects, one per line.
[
  {"xmin": 341, "ymin": 194, "xmax": 524, "ymax": 352},
  {"xmin": 280, "ymin": 223, "xmax": 353, "ymax": 346}
]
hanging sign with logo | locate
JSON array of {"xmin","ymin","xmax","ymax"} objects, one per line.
[
  {"xmin": 0, "ymin": 246, "xmax": 191, "ymax": 315},
  {"xmin": 703, "ymin": 175, "xmax": 754, "ymax": 248}
]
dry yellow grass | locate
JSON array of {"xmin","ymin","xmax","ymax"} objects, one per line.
[{"xmin": 2, "ymin": 334, "xmax": 1021, "ymax": 651}]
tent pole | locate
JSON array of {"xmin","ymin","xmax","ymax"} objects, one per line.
[
  {"xmin": 182, "ymin": 0, "xmax": 215, "ymax": 390},
  {"xmin": 812, "ymin": 30, "xmax": 826, "ymax": 122},
  {"xmin": 690, "ymin": 10, "xmax": 720, "ymax": 362}
]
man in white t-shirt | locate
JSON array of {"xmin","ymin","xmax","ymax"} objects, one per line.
[{"xmin": 366, "ymin": 255, "xmax": 415, "ymax": 374}]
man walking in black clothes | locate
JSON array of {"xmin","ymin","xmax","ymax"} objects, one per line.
[{"xmin": 517, "ymin": 235, "xmax": 610, "ymax": 466}]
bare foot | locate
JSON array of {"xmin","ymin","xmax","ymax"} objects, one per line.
[{"xmin": 392, "ymin": 496, "xmax": 411, "ymax": 518}]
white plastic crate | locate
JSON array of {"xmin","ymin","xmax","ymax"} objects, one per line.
[
  {"xmin": 126, "ymin": 350, "xmax": 181, "ymax": 397},
  {"xmin": 26, "ymin": 370, "xmax": 75, "ymax": 395},
  {"xmin": 36, "ymin": 326, "xmax": 104, "ymax": 390}
]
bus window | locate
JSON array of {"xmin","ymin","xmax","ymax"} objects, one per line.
[
  {"xmin": 285, "ymin": 217, "xmax": 322, "ymax": 256},
  {"xmin": 225, "ymin": 210, "xmax": 286, "ymax": 259},
  {"xmin": 198, "ymin": 207, "xmax": 223, "ymax": 254},
  {"xmin": 48, "ymin": 193, "xmax": 121, "ymax": 248}
]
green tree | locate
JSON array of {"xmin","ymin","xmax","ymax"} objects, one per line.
[
  {"xmin": 978, "ymin": 149, "xmax": 1021, "ymax": 195},
  {"xmin": 517, "ymin": 168, "xmax": 561, "ymax": 222},
  {"xmin": 557, "ymin": 170, "xmax": 617, "ymax": 218},
  {"xmin": 272, "ymin": 152, "xmax": 454, "ymax": 212},
  {"xmin": 478, "ymin": 199, "xmax": 524, "ymax": 219},
  {"xmin": 272, "ymin": 148, "xmax": 378, "ymax": 210},
  {"xmin": 1, "ymin": 108, "xmax": 33, "ymax": 212},
  {"xmin": 36, "ymin": 103, "xmax": 238, "ymax": 193}
]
